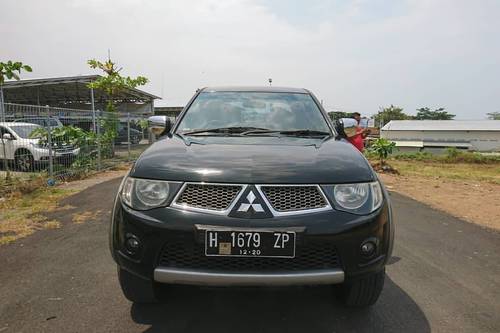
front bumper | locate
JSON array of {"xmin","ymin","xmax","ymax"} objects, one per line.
[
  {"xmin": 111, "ymin": 195, "xmax": 393, "ymax": 285},
  {"xmin": 154, "ymin": 267, "xmax": 345, "ymax": 286},
  {"xmin": 34, "ymin": 148, "xmax": 80, "ymax": 162}
]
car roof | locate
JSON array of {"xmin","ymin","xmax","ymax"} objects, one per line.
[
  {"xmin": 0, "ymin": 122, "xmax": 41, "ymax": 126},
  {"xmin": 200, "ymin": 86, "xmax": 310, "ymax": 94}
]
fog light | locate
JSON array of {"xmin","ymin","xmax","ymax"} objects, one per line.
[
  {"xmin": 360, "ymin": 240, "xmax": 377, "ymax": 257},
  {"xmin": 125, "ymin": 235, "xmax": 141, "ymax": 254}
]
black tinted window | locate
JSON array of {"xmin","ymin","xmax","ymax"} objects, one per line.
[{"xmin": 177, "ymin": 92, "xmax": 330, "ymax": 133}]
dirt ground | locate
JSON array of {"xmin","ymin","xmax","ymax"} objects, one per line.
[{"xmin": 379, "ymin": 173, "xmax": 500, "ymax": 231}]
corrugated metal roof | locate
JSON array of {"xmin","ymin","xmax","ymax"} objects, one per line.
[
  {"xmin": 382, "ymin": 120, "xmax": 500, "ymax": 131},
  {"xmin": 2, "ymin": 75, "xmax": 160, "ymax": 103}
]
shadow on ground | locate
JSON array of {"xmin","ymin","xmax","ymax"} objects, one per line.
[{"xmin": 130, "ymin": 276, "xmax": 430, "ymax": 333}]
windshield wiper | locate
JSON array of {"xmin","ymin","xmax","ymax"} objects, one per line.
[
  {"xmin": 182, "ymin": 126, "xmax": 270, "ymax": 136},
  {"xmin": 242, "ymin": 129, "xmax": 331, "ymax": 137}
]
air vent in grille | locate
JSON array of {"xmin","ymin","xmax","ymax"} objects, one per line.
[
  {"xmin": 261, "ymin": 186, "xmax": 327, "ymax": 212},
  {"xmin": 159, "ymin": 241, "xmax": 339, "ymax": 271},
  {"xmin": 175, "ymin": 184, "xmax": 242, "ymax": 211}
]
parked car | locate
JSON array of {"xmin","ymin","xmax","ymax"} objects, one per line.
[
  {"xmin": 0, "ymin": 122, "xmax": 80, "ymax": 172},
  {"xmin": 110, "ymin": 87, "xmax": 394, "ymax": 307},
  {"xmin": 114, "ymin": 123, "xmax": 142, "ymax": 145}
]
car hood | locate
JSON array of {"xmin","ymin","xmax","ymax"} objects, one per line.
[
  {"xmin": 131, "ymin": 135, "xmax": 375, "ymax": 184},
  {"xmin": 22, "ymin": 138, "xmax": 40, "ymax": 145}
]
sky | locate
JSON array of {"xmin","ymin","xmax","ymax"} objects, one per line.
[{"xmin": 1, "ymin": 0, "xmax": 499, "ymax": 119}]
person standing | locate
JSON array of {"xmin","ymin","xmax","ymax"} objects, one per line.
[{"xmin": 347, "ymin": 112, "xmax": 369, "ymax": 152}]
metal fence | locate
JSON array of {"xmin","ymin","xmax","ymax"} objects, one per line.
[{"xmin": 0, "ymin": 103, "xmax": 151, "ymax": 182}]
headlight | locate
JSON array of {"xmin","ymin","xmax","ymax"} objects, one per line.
[
  {"xmin": 120, "ymin": 177, "xmax": 180, "ymax": 210},
  {"xmin": 322, "ymin": 181, "xmax": 384, "ymax": 214},
  {"xmin": 30, "ymin": 142, "xmax": 43, "ymax": 149},
  {"xmin": 334, "ymin": 183, "xmax": 369, "ymax": 209}
]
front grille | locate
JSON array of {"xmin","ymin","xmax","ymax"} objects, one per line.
[
  {"xmin": 175, "ymin": 184, "xmax": 242, "ymax": 211},
  {"xmin": 158, "ymin": 240, "xmax": 340, "ymax": 272},
  {"xmin": 261, "ymin": 186, "xmax": 327, "ymax": 212},
  {"xmin": 54, "ymin": 146, "xmax": 75, "ymax": 153}
]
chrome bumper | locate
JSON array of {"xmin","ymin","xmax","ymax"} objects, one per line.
[{"xmin": 154, "ymin": 268, "xmax": 345, "ymax": 286}]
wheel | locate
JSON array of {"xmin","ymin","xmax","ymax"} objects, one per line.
[
  {"xmin": 15, "ymin": 150, "xmax": 35, "ymax": 172},
  {"xmin": 339, "ymin": 269, "xmax": 385, "ymax": 307},
  {"xmin": 117, "ymin": 267, "xmax": 157, "ymax": 303}
]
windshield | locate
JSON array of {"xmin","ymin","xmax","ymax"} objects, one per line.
[
  {"xmin": 176, "ymin": 92, "xmax": 331, "ymax": 135},
  {"xmin": 44, "ymin": 119, "xmax": 61, "ymax": 127},
  {"xmin": 10, "ymin": 124, "xmax": 40, "ymax": 139}
]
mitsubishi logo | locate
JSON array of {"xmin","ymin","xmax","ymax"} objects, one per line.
[
  {"xmin": 237, "ymin": 191, "xmax": 264, "ymax": 212},
  {"xmin": 229, "ymin": 186, "xmax": 271, "ymax": 218}
]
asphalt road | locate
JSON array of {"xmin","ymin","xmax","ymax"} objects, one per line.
[{"xmin": 1, "ymin": 178, "xmax": 499, "ymax": 333}]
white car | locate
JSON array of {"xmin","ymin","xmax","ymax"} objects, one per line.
[{"xmin": 0, "ymin": 122, "xmax": 80, "ymax": 172}]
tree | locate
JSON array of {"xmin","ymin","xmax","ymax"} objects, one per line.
[
  {"xmin": 370, "ymin": 138, "xmax": 396, "ymax": 165},
  {"xmin": 87, "ymin": 57, "xmax": 148, "ymax": 156},
  {"xmin": 415, "ymin": 107, "xmax": 455, "ymax": 120},
  {"xmin": 137, "ymin": 118, "xmax": 149, "ymax": 140},
  {"xmin": 87, "ymin": 58, "xmax": 148, "ymax": 113},
  {"xmin": 486, "ymin": 112, "xmax": 500, "ymax": 120},
  {"xmin": 0, "ymin": 61, "xmax": 32, "ymax": 84},
  {"xmin": 328, "ymin": 111, "xmax": 352, "ymax": 121},
  {"xmin": 372, "ymin": 105, "xmax": 411, "ymax": 127},
  {"xmin": 0, "ymin": 60, "xmax": 32, "ymax": 179},
  {"xmin": 0, "ymin": 61, "xmax": 33, "ymax": 120}
]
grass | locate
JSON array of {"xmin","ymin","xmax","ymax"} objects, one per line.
[
  {"xmin": 381, "ymin": 160, "xmax": 500, "ymax": 184},
  {"xmin": 0, "ymin": 174, "xmax": 48, "ymax": 198},
  {"xmin": 0, "ymin": 145, "xmax": 143, "ymax": 245},
  {"xmin": 0, "ymin": 185, "xmax": 76, "ymax": 245},
  {"xmin": 71, "ymin": 210, "xmax": 102, "ymax": 224},
  {"xmin": 366, "ymin": 147, "xmax": 500, "ymax": 184},
  {"xmin": 365, "ymin": 149, "xmax": 500, "ymax": 164}
]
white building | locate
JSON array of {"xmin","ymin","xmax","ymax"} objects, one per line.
[{"xmin": 381, "ymin": 120, "xmax": 500, "ymax": 153}]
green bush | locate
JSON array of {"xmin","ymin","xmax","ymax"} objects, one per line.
[
  {"xmin": 392, "ymin": 149, "xmax": 500, "ymax": 164},
  {"xmin": 453, "ymin": 152, "xmax": 500, "ymax": 164},
  {"xmin": 445, "ymin": 147, "xmax": 459, "ymax": 160},
  {"xmin": 369, "ymin": 138, "xmax": 397, "ymax": 165}
]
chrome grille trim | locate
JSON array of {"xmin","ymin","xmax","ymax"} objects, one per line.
[
  {"xmin": 171, "ymin": 183, "xmax": 247, "ymax": 215},
  {"xmin": 256, "ymin": 184, "xmax": 331, "ymax": 217},
  {"xmin": 171, "ymin": 183, "xmax": 332, "ymax": 216}
]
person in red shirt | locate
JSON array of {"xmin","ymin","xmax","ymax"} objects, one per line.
[{"xmin": 347, "ymin": 112, "xmax": 369, "ymax": 152}]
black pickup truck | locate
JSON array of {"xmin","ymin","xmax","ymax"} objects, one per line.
[{"xmin": 110, "ymin": 86, "xmax": 394, "ymax": 307}]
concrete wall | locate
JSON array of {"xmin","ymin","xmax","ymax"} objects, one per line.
[{"xmin": 381, "ymin": 130, "xmax": 500, "ymax": 152}]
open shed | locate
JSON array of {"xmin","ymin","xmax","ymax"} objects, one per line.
[
  {"xmin": 1, "ymin": 75, "xmax": 159, "ymax": 114},
  {"xmin": 381, "ymin": 120, "xmax": 500, "ymax": 152}
]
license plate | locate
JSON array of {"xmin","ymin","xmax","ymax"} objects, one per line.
[{"xmin": 205, "ymin": 230, "xmax": 296, "ymax": 258}]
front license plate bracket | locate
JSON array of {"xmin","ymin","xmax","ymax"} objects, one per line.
[{"xmin": 205, "ymin": 229, "xmax": 296, "ymax": 258}]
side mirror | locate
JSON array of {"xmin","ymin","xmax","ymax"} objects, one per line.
[
  {"xmin": 2, "ymin": 133, "xmax": 13, "ymax": 140},
  {"xmin": 335, "ymin": 118, "xmax": 358, "ymax": 138},
  {"xmin": 148, "ymin": 115, "xmax": 171, "ymax": 136}
]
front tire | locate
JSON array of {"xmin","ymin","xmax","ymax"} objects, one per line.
[
  {"xmin": 15, "ymin": 150, "xmax": 35, "ymax": 172},
  {"xmin": 339, "ymin": 269, "xmax": 385, "ymax": 307},
  {"xmin": 118, "ymin": 267, "xmax": 157, "ymax": 303}
]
